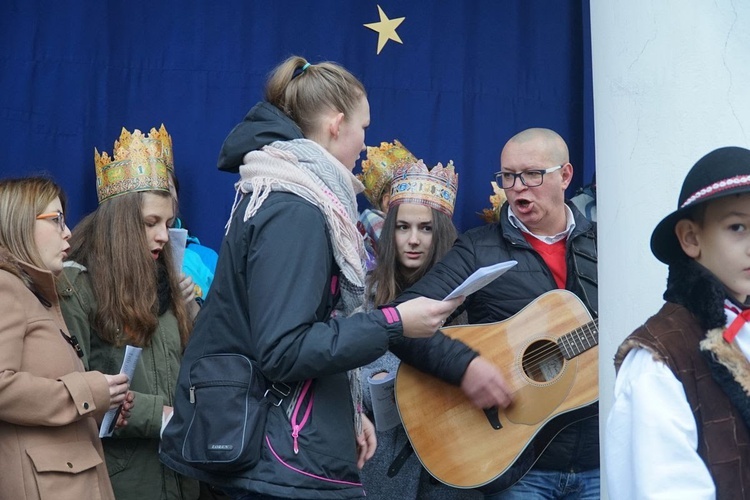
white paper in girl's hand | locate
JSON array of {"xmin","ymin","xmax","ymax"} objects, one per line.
[{"xmin": 168, "ymin": 228, "xmax": 188, "ymax": 273}]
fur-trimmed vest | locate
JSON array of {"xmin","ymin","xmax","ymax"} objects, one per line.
[{"xmin": 614, "ymin": 260, "xmax": 750, "ymax": 499}]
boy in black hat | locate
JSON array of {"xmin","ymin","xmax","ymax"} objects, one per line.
[{"xmin": 605, "ymin": 147, "xmax": 750, "ymax": 499}]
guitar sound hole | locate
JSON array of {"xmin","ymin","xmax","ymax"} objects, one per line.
[{"xmin": 522, "ymin": 340, "xmax": 564, "ymax": 383}]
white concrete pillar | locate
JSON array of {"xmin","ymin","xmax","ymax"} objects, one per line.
[{"xmin": 590, "ymin": 1, "xmax": 750, "ymax": 497}]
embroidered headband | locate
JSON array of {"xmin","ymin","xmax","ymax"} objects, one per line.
[{"xmin": 389, "ymin": 159, "xmax": 459, "ymax": 217}]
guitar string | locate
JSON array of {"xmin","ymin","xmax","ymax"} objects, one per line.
[
  {"xmin": 517, "ymin": 320, "xmax": 598, "ymax": 365},
  {"xmin": 519, "ymin": 329, "xmax": 597, "ymax": 370},
  {"xmin": 442, "ymin": 320, "xmax": 599, "ymax": 385},
  {"xmin": 519, "ymin": 342, "xmax": 597, "ymax": 380},
  {"xmin": 502, "ymin": 320, "xmax": 599, "ymax": 383}
]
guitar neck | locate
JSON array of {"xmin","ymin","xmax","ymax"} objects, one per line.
[{"xmin": 557, "ymin": 319, "xmax": 599, "ymax": 360}]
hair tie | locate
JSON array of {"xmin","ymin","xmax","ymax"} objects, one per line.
[{"xmin": 292, "ymin": 62, "xmax": 312, "ymax": 80}]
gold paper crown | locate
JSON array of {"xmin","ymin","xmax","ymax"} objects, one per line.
[
  {"xmin": 94, "ymin": 125, "xmax": 173, "ymax": 204},
  {"xmin": 389, "ymin": 159, "xmax": 459, "ymax": 217},
  {"xmin": 357, "ymin": 140, "xmax": 416, "ymax": 207},
  {"xmin": 478, "ymin": 181, "xmax": 507, "ymax": 224}
]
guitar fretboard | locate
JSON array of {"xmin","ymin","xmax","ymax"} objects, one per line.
[{"xmin": 557, "ymin": 319, "xmax": 599, "ymax": 360}]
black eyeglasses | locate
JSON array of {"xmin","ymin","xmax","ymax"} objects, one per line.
[
  {"xmin": 494, "ymin": 165, "xmax": 563, "ymax": 189},
  {"xmin": 36, "ymin": 210, "xmax": 66, "ymax": 232}
]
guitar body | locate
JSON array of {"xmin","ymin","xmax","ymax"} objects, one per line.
[{"xmin": 395, "ymin": 289, "xmax": 598, "ymax": 492}]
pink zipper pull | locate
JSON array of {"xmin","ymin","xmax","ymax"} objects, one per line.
[
  {"xmin": 289, "ymin": 379, "xmax": 314, "ymax": 455},
  {"xmin": 292, "ymin": 425, "xmax": 301, "ymax": 454}
]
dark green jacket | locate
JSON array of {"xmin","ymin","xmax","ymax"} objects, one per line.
[{"xmin": 58, "ymin": 264, "xmax": 200, "ymax": 500}]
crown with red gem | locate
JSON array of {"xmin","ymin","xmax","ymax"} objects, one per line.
[
  {"xmin": 358, "ymin": 140, "xmax": 417, "ymax": 208},
  {"xmin": 389, "ymin": 159, "xmax": 459, "ymax": 217},
  {"xmin": 94, "ymin": 124, "xmax": 173, "ymax": 204}
]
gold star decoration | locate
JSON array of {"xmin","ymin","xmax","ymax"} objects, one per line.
[{"xmin": 364, "ymin": 5, "xmax": 405, "ymax": 55}]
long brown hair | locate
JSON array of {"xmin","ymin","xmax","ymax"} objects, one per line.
[
  {"xmin": 0, "ymin": 176, "xmax": 66, "ymax": 272},
  {"xmin": 369, "ymin": 204, "xmax": 457, "ymax": 307},
  {"xmin": 67, "ymin": 190, "xmax": 191, "ymax": 348}
]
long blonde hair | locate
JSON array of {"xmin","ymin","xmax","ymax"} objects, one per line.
[{"xmin": 67, "ymin": 190, "xmax": 191, "ymax": 348}]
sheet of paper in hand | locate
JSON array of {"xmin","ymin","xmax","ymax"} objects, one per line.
[
  {"xmin": 443, "ymin": 260, "xmax": 518, "ymax": 300},
  {"xmin": 100, "ymin": 345, "xmax": 142, "ymax": 438},
  {"xmin": 168, "ymin": 228, "xmax": 188, "ymax": 274}
]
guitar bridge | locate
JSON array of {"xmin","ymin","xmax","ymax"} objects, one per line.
[{"xmin": 484, "ymin": 407, "xmax": 502, "ymax": 429}]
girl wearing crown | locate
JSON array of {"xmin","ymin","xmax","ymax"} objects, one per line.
[
  {"xmin": 158, "ymin": 56, "xmax": 473, "ymax": 499},
  {"xmin": 58, "ymin": 127, "xmax": 200, "ymax": 500},
  {"xmin": 360, "ymin": 161, "xmax": 480, "ymax": 500}
]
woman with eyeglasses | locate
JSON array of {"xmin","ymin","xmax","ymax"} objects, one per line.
[{"xmin": 0, "ymin": 176, "xmax": 131, "ymax": 500}]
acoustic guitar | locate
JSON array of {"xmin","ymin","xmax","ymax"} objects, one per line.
[{"xmin": 395, "ymin": 289, "xmax": 598, "ymax": 493}]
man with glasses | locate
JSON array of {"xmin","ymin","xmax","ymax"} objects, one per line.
[{"xmin": 394, "ymin": 128, "xmax": 598, "ymax": 499}]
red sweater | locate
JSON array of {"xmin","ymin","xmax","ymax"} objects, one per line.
[{"xmin": 522, "ymin": 233, "xmax": 567, "ymax": 288}]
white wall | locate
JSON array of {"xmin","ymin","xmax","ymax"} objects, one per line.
[{"xmin": 591, "ymin": 1, "xmax": 750, "ymax": 497}]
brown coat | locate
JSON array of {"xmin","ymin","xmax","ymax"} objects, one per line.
[{"xmin": 0, "ymin": 249, "xmax": 115, "ymax": 500}]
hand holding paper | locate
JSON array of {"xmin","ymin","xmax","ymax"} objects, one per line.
[
  {"xmin": 100, "ymin": 345, "xmax": 142, "ymax": 438},
  {"xmin": 397, "ymin": 296, "xmax": 463, "ymax": 338}
]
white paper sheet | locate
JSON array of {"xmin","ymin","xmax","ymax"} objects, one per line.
[
  {"xmin": 168, "ymin": 228, "xmax": 188, "ymax": 274},
  {"xmin": 368, "ymin": 371, "xmax": 400, "ymax": 432},
  {"xmin": 99, "ymin": 345, "xmax": 142, "ymax": 438},
  {"xmin": 443, "ymin": 260, "xmax": 518, "ymax": 300}
]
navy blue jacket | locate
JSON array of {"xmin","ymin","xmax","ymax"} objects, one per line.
[{"xmin": 161, "ymin": 190, "xmax": 477, "ymax": 498}]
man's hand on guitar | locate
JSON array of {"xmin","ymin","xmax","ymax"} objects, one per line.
[
  {"xmin": 396, "ymin": 296, "xmax": 464, "ymax": 338},
  {"xmin": 460, "ymin": 356, "xmax": 512, "ymax": 409}
]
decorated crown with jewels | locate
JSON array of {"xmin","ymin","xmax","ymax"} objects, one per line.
[
  {"xmin": 94, "ymin": 124, "xmax": 173, "ymax": 204},
  {"xmin": 358, "ymin": 140, "xmax": 417, "ymax": 208},
  {"xmin": 389, "ymin": 159, "xmax": 459, "ymax": 217}
]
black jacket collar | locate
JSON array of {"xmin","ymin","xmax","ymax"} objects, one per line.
[
  {"xmin": 663, "ymin": 258, "xmax": 728, "ymax": 331},
  {"xmin": 217, "ymin": 102, "xmax": 304, "ymax": 173}
]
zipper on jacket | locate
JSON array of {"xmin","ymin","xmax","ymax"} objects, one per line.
[
  {"xmin": 188, "ymin": 380, "xmax": 248, "ymax": 404},
  {"xmin": 290, "ymin": 379, "xmax": 314, "ymax": 454}
]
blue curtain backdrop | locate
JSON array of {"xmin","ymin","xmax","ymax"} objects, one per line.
[{"xmin": 0, "ymin": 1, "xmax": 594, "ymax": 251}]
